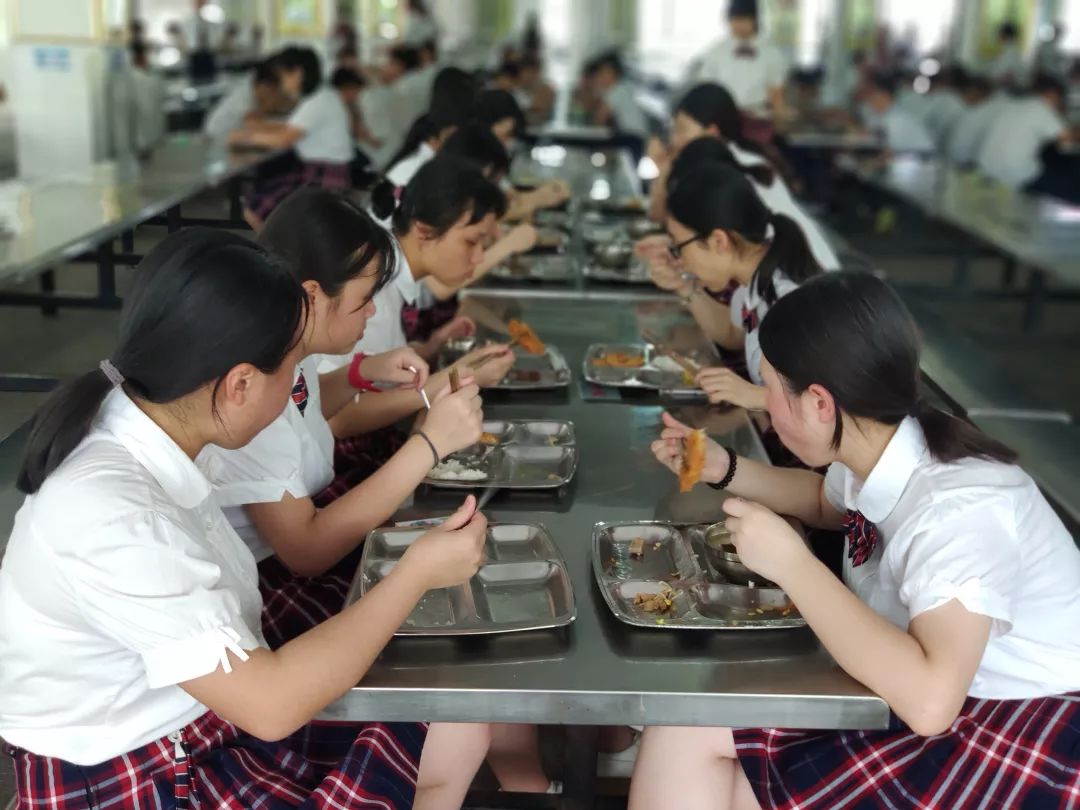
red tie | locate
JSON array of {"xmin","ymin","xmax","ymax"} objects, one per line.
[
  {"xmin": 843, "ymin": 510, "xmax": 879, "ymax": 568},
  {"xmin": 291, "ymin": 370, "xmax": 309, "ymax": 417}
]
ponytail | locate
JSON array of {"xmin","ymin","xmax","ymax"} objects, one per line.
[
  {"xmin": 910, "ymin": 400, "xmax": 1017, "ymax": 464},
  {"xmin": 752, "ymin": 213, "xmax": 822, "ymax": 306},
  {"xmin": 759, "ymin": 272, "xmax": 1018, "ymax": 465},
  {"xmin": 17, "ymin": 370, "xmax": 114, "ymax": 494},
  {"xmin": 17, "ymin": 229, "xmax": 307, "ymax": 494},
  {"xmin": 384, "ymin": 156, "xmax": 507, "ymax": 237},
  {"xmin": 384, "ymin": 113, "xmax": 434, "ymax": 174},
  {"xmin": 369, "ymin": 176, "xmax": 399, "ymax": 222}
]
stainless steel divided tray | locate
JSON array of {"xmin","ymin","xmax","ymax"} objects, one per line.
[
  {"xmin": 582, "ymin": 260, "xmax": 651, "ymax": 284},
  {"xmin": 496, "ymin": 344, "xmax": 571, "ymax": 390},
  {"xmin": 592, "ymin": 522, "xmax": 806, "ymax": 630},
  {"xmin": 424, "ymin": 419, "xmax": 578, "ymax": 489},
  {"xmin": 490, "ymin": 254, "xmax": 576, "ymax": 283},
  {"xmin": 348, "ymin": 523, "xmax": 576, "ymax": 635},
  {"xmin": 583, "ymin": 343, "xmax": 701, "ymax": 390}
]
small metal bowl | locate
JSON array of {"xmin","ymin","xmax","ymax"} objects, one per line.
[
  {"xmin": 443, "ymin": 335, "xmax": 478, "ymax": 363},
  {"xmin": 703, "ymin": 522, "xmax": 773, "ymax": 587},
  {"xmin": 594, "ymin": 241, "xmax": 634, "ymax": 269},
  {"xmin": 626, "ymin": 217, "xmax": 662, "ymax": 240}
]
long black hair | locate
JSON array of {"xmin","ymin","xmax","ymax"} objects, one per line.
[
  {"xmin": 760, "ymin": 272, "xmax": 1017, "ymax": 464},
  {"xmin": 384, "ymin": 68, "xmax": 477, "ymax": 172},
  {"xmin": 276, "ymin": 45, "xmax": 322, "ymax": 96},
  {"xmin": 440, "ymin": 123, "xmax": 511, "ymax": 178},
  {"xmin": 259, "ymin": 188, "xmax": 396, "ymax": 302},
  {"xmin": 17, "ymin": 230, "xmax": 307, "ymax": 494},
  {"xmin": 669, "ymin": 135, "xmax": 774, "ymax": 190},
  {"xmin": 474, "ymin": 89, "xmax": 526, "ymax": 139},
  {"xmin": 667, "ymin": 161, "xmax": 820, "ymax": 305},
  {"xmin": 372, "ymin": 156, "xmax": 507, "ymax": 237},
  {"xmin": 676, "ymin": 83, "xmax": 767, "ymax": 159}
]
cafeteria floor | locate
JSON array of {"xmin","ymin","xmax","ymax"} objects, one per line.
[{"xmin": 0, "ymin": 191, "xmax": 1078, "ymax": 809}]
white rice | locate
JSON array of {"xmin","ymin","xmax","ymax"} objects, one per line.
[{"xmin": 430, "ymin": 459, "xmax": 489, "ymax": 482}]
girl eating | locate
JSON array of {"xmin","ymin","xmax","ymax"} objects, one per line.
[
  {"xmin": 642, "ymin": 271, "xmax": 1080, "ymax": 810},
  {"xmin": 198, "ymin": 190, "xmax": 489, "ymax": 649},
  {"xmin": 0, "ymin": 228, "xmax": 487, "ymax": 808}
]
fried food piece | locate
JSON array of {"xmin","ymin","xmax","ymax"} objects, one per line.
[
  {"xmin": 634, "ymin": 584, "xmax": 674, "ymax": 614},
  {"xmin": 508, "ymin": 319, "xmax": 546, "ymax": 355},
  {"xmin": 629, "ymin": 537, "xmax": 646, "ymax": 559},
  {"xmin": 480, "ymin": 432, "xmax": 500, "ymax": 446},
  {"xmin": 593, "ymin": 351, "xmax": 646, "ymax": 368},
  {"xmin": 679, "ymin": 429, "xmax": 707, "ymax": 493}
]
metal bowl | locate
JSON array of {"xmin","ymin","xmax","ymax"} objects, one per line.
[
  {"xmin": 703, "ymin": 522, "xmax": 774, "ymax": 587},
  {"xmin": 594, "ymin": 241, "xmax": 634, "ymax": 269},
  {"xmin": 443, "ymin": 335, "xmax": 478, "ymax": 363},
  {"xmin": 626, "ymin": 217, "xmax": 663, "ymax": 239}
]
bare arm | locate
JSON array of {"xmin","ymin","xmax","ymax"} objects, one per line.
[
  {"xmin": 685, "ymin": 287, "xmax": 743, "ymax": 349},
  {"xmin": 229, "ymin": 123, "xmax": 304, "ymax": 150}
]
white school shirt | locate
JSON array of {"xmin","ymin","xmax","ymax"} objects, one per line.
[
  {"xmin": 402, "ymin": 12, "xmax": 438, "ymax": 46},
  {"xmin": 203, "ymin": 77, "xmax": 253, "ymax": 139},
  {"xmin": 946, "ymin": 95, "xmax": 1009, "ymax": 166},
  {"xmin": 387, "ymin": 140, "xmax": 435, "ymax": 188},
  {"xmin": 317, "ymin": 240, "xmax": 418, "ymax": 373},
  {"xmin": 360, "ymin": 84, "xmax": 410, "ymax": 169},
  {"xmin": 988, "ymin": 44, "xmax": 1025, "ymax": 84},
  {"xmin": 728, "ymin": 270, "xmax": 798, "ymax": 384},
  {"xmin": 921, "ymin": 90, "xmax": 966, "ymax": 145},
  {"xmin": 976, "ymin": 97, "xmax": 1065, "ymax": 188},
  {"xmin": 604, "ymin": 80, "xmax": 649, "ymax": 139},
  {"xmin": 823, "ymin": 417, "xmax": 1080, "ymax": 700},
  {"xmin": 289, "ymin": 86, "xmax": 354, "ymax": 164},
  {"xmin": 398, "ymin": 62, "xmax": 438, "ymax": 122},
  {"xmin": 131, "ymin": 68, "xmax": 167, "ymax": 152},
  {"xmin": 751, "ymin": 176, "xmax": 841, "ymax": 271},
  {"xmin": 693, "ymin": 36, "xmax": 787, "ymax": 111},
  {"xmin": 880, "ymin": 105, "xmax": 935, "ymax": 153},
  {"xmin": 0, "ymin": 389, "xmax": 265, "ymax": 765},
  {"xmin": 197, "ymin": 356, "xmax": 335, "ymax": 563}
]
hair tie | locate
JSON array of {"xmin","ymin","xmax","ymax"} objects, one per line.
[
  {"xmin": 393, "ymin": 185, "xmax": 404, "ymax": 203},
  {"xmin": 99, "ymin": 359, "xmax": 125, "ymax": 387}
]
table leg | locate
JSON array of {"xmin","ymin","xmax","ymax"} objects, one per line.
[
  {"xmin": 97, "ymin": 241, "xmax": 121, "ymax": 307},
  {"xmin": 1000, "ymin": 257, "xmax": 1017, "ymax": 288},
  {"xmin": 39, "ymin": 269, "xmax": 58, "ymax": 317},
  {"xmin": 121, "ymin": 228, "xmax": 135, "ymax": 254},
  {"xmin": 560, "ymin": 726, "xmax": 599, "ymax": 810},
  {"xmin": 1022, "ymin": 269, "xmax": 1046, "ymax": 334},
  {"xmin": 167, "ymin": 204, "xmax": 182, "ymax": 233}
]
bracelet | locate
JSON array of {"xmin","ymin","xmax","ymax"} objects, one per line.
[
  {"xmin": 347, "ymin": 353, "xmax": 381, "ymax": 392},
  {"xmin": 707, "ymin": 447, "xmax": 738, "ymax": 491},
  {"xmin": 415, "ymin": 430, "xmax": 441, "ymax": 467}
]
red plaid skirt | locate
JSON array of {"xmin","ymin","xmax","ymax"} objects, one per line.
[
  {"xmin": 401, "ymin": 296, "xmax": 460, "ymax": 344},
  {"xmin": 734, "ymin": 692, "xmax": 1080, "ymax": 809},
  {"xmin": 246, "ymin": 160, "xmax": 351, "ymax": 221},
  {"xmin": 5, "ymin": 710, "xmax": 425, "ymax": 809},
  {"xmin": 257, "ymin": 428, "xmax": 407, "ymax": 649}
]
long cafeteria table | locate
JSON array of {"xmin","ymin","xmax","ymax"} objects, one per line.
[{"xmin": 844, "ymin": 155, "xmax": 1080, "ymax": 332}]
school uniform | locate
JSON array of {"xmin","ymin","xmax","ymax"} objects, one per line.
[
  {"xmin": 734, "ymin": 416, "xmax": 1080, "ymax": 809},
  {"xmin": 730, "ymin": 270, "xmax": 798, "ymax": 385},
  {"xmin": 988, "ymin": 43, "xmax": 1025, "ymax": 85},
  {"xmin": 360, "ymin": 83, "xmax": 412, "ymax": 169},
  {"xmin": 203, "ymin": 76, "xmax": 254, "ymax": 139},
  {"xmin": 749, "ymin": 175, "xmax": 840, "ymax": 271},
  {"xmin": 246, "ymin": 86, "xmax": 353, "ymax": 221},
  {"xmin": 976, "ymin": 96, "xmax": 1066, "ymax": 188},
  {"xmin": 921, "ymin": 89, "xmax": 966, "ymax": 146},
  {"xmin": 877, "ymin": 104, "xmax": 935, "ymax": 153},
  {"xmin": 398, "ymin": 62, "xmax": 438, "ymax": 123},
  {"xmin": 946, "ymin": 94, "xmax": 1009, "ymax": 167},
  {"xmin": 131, "ymin": 67, "xmax": 167, "ymax": 153},
  {"xmin": 386, "ymin": 140, "xmax": 436, "ymax": 188},
  {"xmin": 0, "ymin": 388, "xmax": 423, "ymax": 807},
  {"xmin": 692, "ymin": 36, "xmax": 787, "ymax": 112},
  {"xmin": 603, "ymin": 80, "xmax": 649, "ymax": 139},
  {"xmin": 402, "ymin": 12, "xmax": 438, "ymax": 46}
]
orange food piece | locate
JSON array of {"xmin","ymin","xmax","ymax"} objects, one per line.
[
  {"xmin": 508, "ymin": 319, "xmax": 546, "ymax": 355},
  {"xmin": 593, "ymin": 351, "xmax": 645, "ymax": 368},
  {"xmin": 480, "ymin": 432, "xmax": 500, "ymax": 445},
  {"xmin": 679, "ymin": 429, "xmax": 706, "ymax": 493}
]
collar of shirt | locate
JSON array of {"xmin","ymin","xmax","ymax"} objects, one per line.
[
  {"xmin": 97, "ymin": 388, "xmax": 212, "ymax": 510},
  {"xmin": 851, "ymin": 416, "xmax": 927, "ymax": 524},
  {"xmin": 392, "ymin": 238, "xmax": 421, "ymax": 305}
]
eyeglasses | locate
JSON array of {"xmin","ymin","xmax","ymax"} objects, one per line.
[{"xmin": 667, "ymin": 234, "xmax": 705, "ymax": 260}]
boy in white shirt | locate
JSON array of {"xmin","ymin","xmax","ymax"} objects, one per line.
[
  {"xmin": 976, "ymin": 75, "xmax": 1072, "ymax": 190},
  {"xmin": 590, "ymin": 51, "xmax": 649, "ymax": 141},
  {"xmin": 945, "ymin": 76, "xmax": 1005, "ymax": 166},
  {"xmin": 863, "ymin": 72, "xmax": 935, "ymax": 154},
  {"xmin": 987, "ymin": 22, "xmax": 1025, "ymax": 87}
]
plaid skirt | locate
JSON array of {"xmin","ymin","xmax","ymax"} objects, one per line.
[
  {"xmin": 246, "ymin": 160, "xmax": 351, "ymax": 221},
  {"xmin": 734, "ymin": 692, "xmax": 1080, "ymax": 809},
  {"xmin": 258, "ymin": 428, "xmax": 407, "ymax": 649},
  {"xmin": 5, "ymin": 710, "xmax": 425, "ymax": 809},
  {"xmin": 401, "ymin": 297, "xmax": 460, "ymax": 344}
]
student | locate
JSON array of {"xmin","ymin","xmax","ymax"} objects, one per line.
[
  {"xmin": 660, "ymin": 161, "xmax": 822, "ymax": 410},
  {"xmin": 231, "ymin": 47, "xmax": 353, "ymax": 229},
  {"xmin": 589, "ymin": 51, "xmax": 649, "ymax": 142},
  {"xmin": 491, "ymin": 60, "xmax": 521, "ymax": 92},
  {"xmin": 516, "ymin": 54, "xmax": 556, "ymax": 124},
  {"xmin": 197, "ymin": 190, "xmax": 486, "ymax": 648},
  {"xmin": 203, "ymin": 56, "xmax": 284, "ymax": 140},
  {"xmin": 976, "ymin": 74, "xmax": 1073, "ymax": 191},
  {"xmin": 0, "ymin": 228, "xmax": 488, "ymax": 808},
  {"xmin": 945, "ymin": 76, "xmax": 1005, "ymax": 167},
  {"xmin": 921, "ymin": 66, "xmax": 968, "ymax": 146},
  {"xmin": 399, "ymin": 38, "xmax": 441, "ymax": 121},
  {"xmin": 690, "ymin": 0, "xmax": 788, "ymax": 117},
  {"xmin": 1035, "ymin": 23, "xmax": 1069, "ymax": 78},
  {"xmin": 862, "ymin": 71, "xmax": 935, "ymax": 154},
  {"xmin": 384, "ymin": 89, "xmax": 473, "ymax": 188},
  {"xmin": 361, "ymin": 45, "xmax": 423, "ymax": 168},
  {"xmin": 640, "ymin": 271, "xmax": 1080, "ymax": 809},
  {"xmin": 988, "ymin": 22, "xmax": 1025, "ymax": 86},
  {"xmin": 128, "ymin": 40, "xmax": 166, "ymax": 155},
  {"xmin": 402, "ymin": 0, "xmax": 438, "ymax": 47}
]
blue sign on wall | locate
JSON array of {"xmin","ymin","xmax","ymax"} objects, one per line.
[{"xmin": 33, "ymin": 47, "xmax": 72, "ymax": 72}]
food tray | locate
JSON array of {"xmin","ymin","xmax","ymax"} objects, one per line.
[
  {"xmin": 490, "ymin": 254, "xmax": 576, "ymax": 283},
  {"xmin": 582, "ymin": 342, "xmax": 708, "ymax": 390},
  {"xmin": 528, "ymin": 227, "xmax": 571, "ymax": 253},
  {"xmin": 423, "ymin": 419, "xmax": 578, "ymax": 489},
  {"xmin": 581, "ymin": 196, "xmax": 649, "ymax": 216},
  {"xmin": 347, "ymin": 523, "xmax": 576, "ymax": 635},
  {"xmin": 440, "ymin": 343, "xmax": 571, "ymax": 390},
  {"xmin": 592, "ymin": 522, "xmax": 805, "ymax": 630},
  {"xmin": 581, "ymin": 260, "xmax": 651, "ymax": 284}
]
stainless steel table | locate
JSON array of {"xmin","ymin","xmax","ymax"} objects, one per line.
[{"xmin": 324, "ymin": 292, "xmax": 889, "ymax": 734}]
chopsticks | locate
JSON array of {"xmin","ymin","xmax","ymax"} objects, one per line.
[
  {"xmin": 467, "ymin": 340, "xmax": 519, "ymax": 369},
  {"xmin": 641, "ymin": 329, "xmax": 702, "ymax": 377}
]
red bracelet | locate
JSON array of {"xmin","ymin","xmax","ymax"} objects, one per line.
[{"xmin": 348, "ymin": 353, "xmax": 381, "ymax": 392}]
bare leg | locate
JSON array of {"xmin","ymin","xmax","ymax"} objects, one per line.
[
  {"xmin": 487, "ymin": 723, "xmax": 551, "ymax": 793},
  {"xmin": 242, "ymin": 208, "xmax": 264, "ymax": 233},
  {"xmin": 629, "ymin": 726, "xmax": 747, "ymax": 810},
  {"xmin": 414, "ymin": 723, "xmax": 491, "ymax": 810}
]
